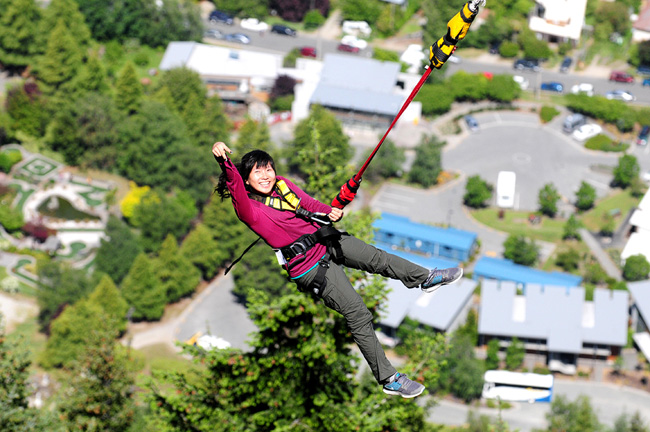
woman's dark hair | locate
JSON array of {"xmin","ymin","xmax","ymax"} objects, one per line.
[{"xmin": 216, "ymin": 150, "xmax": 276, "ymax": 199}]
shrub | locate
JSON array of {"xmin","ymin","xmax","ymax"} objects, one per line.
[
  {"xmin": 0, "ymin": 149, "xmax": 23, "ymax": 173},
  {"xmin": 584, "ymin": 134, "xmax": 628, "ymax": 152},
  {"xmin": 499, "ymin": 41, "xmax": 519, "ymax": 58},
  {"xmin": 623, "ymin": 254, "xmax": 650, "ymax": 281},
  {"xmin": 304, "ymin": 10, "xmax": 325, "ymax": 29},
  {"xmin": 269, "ymin": 95, "xmax": 294, "ymax": 112},
  {"xmin": 540, "ymin": 105, "xmax": 560, "ymax": 123}
]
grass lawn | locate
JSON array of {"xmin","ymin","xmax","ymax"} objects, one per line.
[
  {"xmin": 541, "ymin": 239, "xmax": 591, "ymax": 272},
  {"xmin": 470, "ymin": 208, "xmax": 566, "ymax": 243},
  {"xmin": 578, "ymin": 188, "xmax": 640, "ymax": 232}
]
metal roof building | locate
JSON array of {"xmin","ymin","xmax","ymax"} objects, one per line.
[
  {"xmin": 473, "ymin": 255, "xmax": 583, "ymax": 288},
  {"xmin": 479, "ymin": 279, "xmax": 628, "ymax": 373},
  {"xmin": 310, "ymin": 54, "xmax": 405, "ymax": 127},
  {"xmin": 628, "ymin": 280, "xmax": 650, "ymax": 363},
  {"xmin": 373, "ymin": 213, "xmax": 478, "ymax": 262}
]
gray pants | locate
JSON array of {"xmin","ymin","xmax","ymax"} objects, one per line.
[{"xmin": 295, "ymin": 234, "xmax": 429, "ymax": 384}]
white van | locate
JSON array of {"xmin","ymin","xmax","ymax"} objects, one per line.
[
  {"xmin": 496, "ymin": 171, "xmax": 516, "ymax": 208},
  {"xmin": 342, "ymin": 20, "xmax": 372, "ymax": 36}
]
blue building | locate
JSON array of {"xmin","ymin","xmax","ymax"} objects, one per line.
[
  {"xmin": 473, "ymin": 256, "xmax": 583, "ymax": 288},
  {"xmin": 373, "ymin": 213, "xmax": 478, "ymax": 262}
]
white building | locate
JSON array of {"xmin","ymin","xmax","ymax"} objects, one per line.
[
  {"xmin": 528, "ymin": 0, "xmax": 588, "ymax": 44},
  {"xmin": 621, "ymin": 189, "xmax": 650, "ymax": 264}
]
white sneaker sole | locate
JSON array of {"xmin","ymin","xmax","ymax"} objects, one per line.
[
  {"xmin": 422, "ymin": 268, "xmax": 463, "ymax": 293},
  {"xmin": 383, "ymin": 386, "xmax": 425, "ymax": 398}
]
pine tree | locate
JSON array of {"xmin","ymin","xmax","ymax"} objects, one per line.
[
  {"xmin": 120, "ymin": 253, "xmax": 166, "ymax": 321},
  {"xmin": 202, "ymin": 196, "xmax": 259, "ymax": 264},
  {"xmin": 76, "ymin": 53, "xmax": 109, "ymax": 95},
  {"xmin": 0, "ymin": 318, "xmax": 33, "ymax": 430},
  {"xmin": 235, "ymin": 118, "xmax": 274, "ymax": 155},
  {"xmin": 114, "ymin": 62, "xmax": 143, "ymax": 114},
  {"xmin": 154, "ymin": 67, "xmax": 206, "ymax": 114},
  {"xmin": 95, "ymin": 215, "xmax": 142, "ymax": 285},
  {"xmin": 179, "ymin": 223, "xmax": 224, "ymax": 280},
  {"xmin": 154, "ymin": 234, "xmax": 200, "ymax": 303},
  {"xmin": 36, "ymin": 19, "xmax": 83, "ymax": 96},
  {"xmin": 88, "ymin": 275, "xmax": 129, "ymax": 333},
  {"xmin": 36, "ymin": 0, "xmax": 92, "ymax": 55},
  {"xmin": 0, "ymin": 0, "xmax": 41, "ymax": 72},
  {"xmin": 58, "ymin": 327, "xmax": 136, "ymax": 431}
]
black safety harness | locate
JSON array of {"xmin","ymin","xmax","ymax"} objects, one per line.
[{"xmin": 227, "ymin": 179, "xmax": 342, "ymax": 296}]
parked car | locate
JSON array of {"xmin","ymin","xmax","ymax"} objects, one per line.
[
  {"xmin": 224, "ymin": 33, "xmax": 251, "ymax": 44},
  {"xmin": 464, "ymin": 115, "xmax": 479, "ymax": 132},
  {"xmin": 638, "ymin": 64, "xmax": 650, "ymax": 75},
  {"xmin": 271, "ymin": 24, "xmax": 296, "ymax": 36},
  {"xmin": 572, "ymin": 123, "xmax": 602, "ymax": 142},
  {"xmin": 570, "ymin": 83, "xmax": 594, "ymax": 96},
  {"xmin": 341, "ymin": 35, "xmax": 368, "ymax": 50},
  {"xmin": 643, "ymin": 170, "xmax": 650, "ymax": 183},
  {"xmin": 300, "ymin": 46, "xmax": 317, "ymax": 57},
  {"xmin": 204, "ymin": 29, "xmax": 223, "ymax": 39},
  {"xmin": 637, "ymin": 125, "xmax": 650, "ymax": 146},
  {"xmin": 643, "ymin": 78, "xmax": 650, "ymax": 86},
  {"xmin": 513, "ymin": 75, "xmax": 529, "ymax": 90},
  {"xmin": 209, "ymin": 10, "xmax": 234, "ymax": 25},
  {"xmin": 609, "ymin": 71, "xmax": 634, "ymax": 83},
  {"xmin": 342, "ymin": 20, "xmax": 371, "ymax": 36},
  {"xmin": 605, "ymin": 90, "xmax": 635, "ymax": 102},
  {"xmin": 489, "ymin": 42, "xmax": 501, "ymax": 54},
  {"xmin": 563, "ymin": 113, "xmax": 586, "ymax": 133},
  {"xmin": 337, "ymin": 43, "xmax": 360, "ymax": 53},
  {"xmin": 240, "ymin": 18, "xmax": 269, "ymax": 32},
  {"xmin": 560, "ymin": 56, "xmax": 572, "ymax": 73},
  {"xmin": 513, "ymin": 58, "xmax": 540, "ymax": 72},
  {"xmin": 540, "ymin": 81, "xmax": 563, "ymax": 93}
]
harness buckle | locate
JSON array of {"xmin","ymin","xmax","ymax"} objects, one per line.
[{"xmin": 288, "ymin": 241, "xmax": 308, "ymax": 257}]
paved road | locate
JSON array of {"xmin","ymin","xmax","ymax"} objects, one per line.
[{"xmin": 428, "ymin": 379, "xmax": 650, "ymax": 431}]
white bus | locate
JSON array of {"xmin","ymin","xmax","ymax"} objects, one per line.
[
  {"xmin": 482, "ymin": 370, "xmax": 553, "ymax": 403},
  {"xmin": 496, "ymin": 171, "xmax": 516, "ymax": 208}
]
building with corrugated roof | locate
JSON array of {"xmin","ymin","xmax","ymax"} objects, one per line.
[
  {"xmin": 474, "ymin": 255, "xmax": 583, "ymax": 288},
  {"xmin": 373, "ymin": 213, "xmax": 478, "ymax": 262},
  {"xmin": 629, "ymin": 280, "xmax": 650, "ymax": 364},
  {"xmin": 478, "ymin": 279, "xmax": 628, "ymax": 374}
]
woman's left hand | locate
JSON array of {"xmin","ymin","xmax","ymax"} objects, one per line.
[{"xmin": 328, "ymin": 207, "xmax": 344, "ymax": 222}]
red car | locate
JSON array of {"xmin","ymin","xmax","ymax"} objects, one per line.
[
  {"xmin": 609, "ymin": 71, "xmax": 634, "ymax": 83},
  {"xmin": 337, "ymin": 43, "xmax": 360, "ymax": 53},
  {"xmin": 300, "ymin": 46, "xmax": 317, "ymax": 58}
]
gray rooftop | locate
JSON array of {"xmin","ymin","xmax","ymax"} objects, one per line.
[
  {"xmin": 629, "ymin": 280, "xmax": 650, "ymax": 325},
  {"xmin": 479, "ymin": 280, "xmax": 628, "ymax": 353},
  {"xmin": 310, "ymin": 54, "xmax": 404, "ymax": 116},
  {"xmin": 159, "ymin": 41, "xmax": 196, "ymax": 70},
  {"xmin": 379, "ymin": 278, "xmax": 476, "ymax": 330}
]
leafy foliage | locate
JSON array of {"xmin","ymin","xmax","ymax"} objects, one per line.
[
  {"xmin": 575, "ymin": 181, "xmax": 596, "ymax": 211},
  {"xmin": 154, "ymin": 234, "xmax": 200, "ymax": 303},
  {"xmin": 613, "ymin": 154, "xmax": 640, "ymax": 188},
  {"xmin": 114, "ymin": 62, "xmax": 143, "ymax": 115},
  {"xmin": 504, "ymin": 337, "xmax": 524, "ymax": 370},
  {"xmin": 485, "ymin": 339, "xmax": 500, "ymax": 371},
  {"xmin": 120, "ymin": 253, "xmax": 167, "ymax": 321},
  {"xmin": 94, "ymin": 215, "xmax": 142, "ymax": 285},
  {"xmin": 562, "ymin": 214, "xmax": 582, "ymax": 240},
  {"xmin": 623, "ymin": 254, "xmax": 650, "ymax": 281},
  {"xmin": 408, "ymin": 134, "xmax": 444, "ymax": 188},
  {"xmin": 180, "ymin": 223, "xmax": 224, "ymax": 280},
  {"xmin": 5, "ymin": 83, "xmax": 49, "ymax": 138},
  {"xmin": 438, "ymin": 333, "xmax": 484, "ymax": 402},
  {"xmin": 555, "ymin": 247, "xmax": 580, "ymax": 272},
  {"xmin": 538, "ymin": 183, "xmax": 560, "ymax": 217},
  {"xmin": 503, "ymin": 234, "xmax": 539, "ymax": 266},
  {"xmin": 0, "ymin": 0, "xmax": 41, "ymax": 72},
  {"xmin": 362, "ymin": 138, "xmax": 406, "ymax": 182},
  {"xmin": 270, "ymin": 0, "xmax": 329, "ymax": 22},
  {"xmin": 543, "ymin": 394, "xmax": 603, "ymax": 432},
  {"xmin": 464, "ymin": 175, "xmax": 493, "ymax": 208}
]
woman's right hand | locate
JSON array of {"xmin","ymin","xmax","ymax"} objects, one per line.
[{"xmin": 212, "ymin": 142, "xmax": 232, "ymax": 160}]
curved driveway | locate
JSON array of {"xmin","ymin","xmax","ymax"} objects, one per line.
[{"xmin": 370, "ymin": 109, "xmax": 623, "ymax": 256}]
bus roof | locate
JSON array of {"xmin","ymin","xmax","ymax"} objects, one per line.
[{"xmin": 484, "ymin": 370, "xmax": 554, "ymax": 388}]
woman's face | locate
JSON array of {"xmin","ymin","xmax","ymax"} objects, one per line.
[{"xmin": 246, "ymin": 162, "xmax": 276, "ymax": 195}]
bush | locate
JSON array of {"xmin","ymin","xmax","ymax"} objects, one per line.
[
  {"xmin": 0, "ymin": 149, "xmax": 22, "ymax": 173},
  {"xmin": 304, "ymin": 10, "xmax": 325, "ymax": 29},
  {"xmin": 283, "ymin": 48, "xmax": 300, "ymax": 68},
  {"xmin": 499, "ymin": 41, "xmax": 519, "ymax": 58},
  {"xmin": 584, "ymin": 134, "xmax": 628, "ymax": 152},
  {"xmin": 556, "ymin": 248, "xmax": 580, "ymax": 271},
  {"xmin": 485, "ymin": 74, "xmax": 520, "ymax": 102},
  {"xmin": 269, "ymin": 94, "xmax": 294, "ymax": 112},
  {"xmin": 540, "ymin": 105, "xmax": 560, "ymax": 123},
  {"xmin": 416, "ymin": 83, "xmax": 454, "ymax": 116},
  {"xmin": 464, "ymin": 175, "xmax": 493, "ymax": 208},
  {"xmin": 623, "ymin": 254, "xmax": 650, "ymax": 281}
]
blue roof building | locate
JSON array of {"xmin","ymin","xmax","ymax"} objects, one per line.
[
  {"xmin": 473, "ymin": 256, "xmax": 583, "ymax": 288},
  {"xmin": 373, "ymin": 213, "xmax": 478, "ymax": 262}
]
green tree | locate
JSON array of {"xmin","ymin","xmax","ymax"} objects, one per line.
[
  {"xmin": 449, "ymin": 70, "xmax": 488, "ymax": 101},
  {"xmin": 613, "ymin": 154, "xmax": 640, "ymax": 188},
  {"xmin": 563, "ymin": 214, "xmax": 582, "ymax": 240},
  {"xmin": 544, "ymin": 394, "xmax": 603, "ymax": 432},
  {"xmin": 456, "ymin": 309, "xmax": 479, "ymax": 346},
  {"xmin": 555, "ymin": 248, "xmax": 581, "ymax": 272},
  {"xmin": 114, "ymin": 61, "xmax": 143, "ymax": 115},
  {"xmin": 613, "ymin": 411, "xmax": 650, "ymax": 432},
  {"xmin": 41, "ymin": 298, "xmax": 107, "ymax": 368},
  {"xmin": 231, "ymin": 240, "xmax": 294, "ymax": 300},
  {"xmin": 0, "ymin": 202, "xmax": 24, "ymax": 232},
  {"xmin": 155, "ymin": 234, "xmax": 200, "ymax": 303},
  {"xmin": 58, "ymin": 327, "xmax": 136, "ymax": 431},
  {"xmin": 121, "ymin": 253, "xmax": 166, "ymax": 321},
  {"xmin": 36, "ymin": 259, "xmax": 99, "ymax": 331},
  {"xmin": 505, "ymin": 337, "xmax": 525, "ymax": 370},
  {"xmin": 235, "ymin": 117, "xmax": 274, "ymax": 155},
  {"xmin": 154, "ymin": 67, "xmax": 206, "ymax": 115},
  {"xmin": 464, "ymin": 175, "xmax": 493, "ymax": 208},
  {"xmin": 575, "ymin": 181, "xmax": 597, "ymax": 211},
  {"xmin": 94, "ymin": 215, "xmax": 142, "ymax": 285},
  {"xmin": 131, "ymin": 189, "xmax": 197, "ymax": 253},
  {"xmin": 37, "ymin": 0, "xmax": 91, "ymax": 54},
  {"xmin": 286, "ymin": 105, "xmax": 354, "ymax": 201},
  {"xmin": 518, "ymin": 27, "xmax": 552, "ymax": 59},
  {"xmin": 408, "ymin": 134, "xmax": 444, "ymax": 188},
  {"xmin": 180, "ymin": 223, "xmax": 224, "ymax": 280},
  {"xmin": 5, "ymin": 83, "xmax": 49, "ymax": 138},
  {"xmin": 340, "ymin": 0, "xmax": 382, "ymax": 23},
  {"xmin": 538, "ymin": 183, "xmax": 560, "ymax": 217},
  {"xmin": 486, "ymin": 73, "xmax": 521, "ymax": 102},
  {"xmin": 76, "ymin": 53, "xmax": 109, "ymax": 95},
  {"xmin": 503, "ymin": 234, "xmax": 539, "ymax": 266},
  {"xmin": 416, "ymin": 82, "xmax": 454, "ymax": 115},
  {"xmin": 36, "ymin": 19, "xmax": 83, "ymax": 96},
  {"xmin": 117, "ymin": 100, "xmax": 213, "ymax": 202},
  {"xmin": 623, "ymin": 254, "xmax": 650, "ymax": 281},
  {"xmin": 0, "ymin": 0, "xmax": 41, "ymax": 72},
  {"xmin": 439, "ymin": 333, "xmax": 484, "ymax": 402},
  {"xmin": 485, "ymin": 338, "xmax": 500, "ymax": 371},
  {"xmin": 87, "ymin": 275, "xmax": 129, "ymax": 333},
  {"xmin": 363, "ymin": 138, "xmax": 406, "ymax": 182}
]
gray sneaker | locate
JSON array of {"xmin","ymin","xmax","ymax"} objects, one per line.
[
  {"xmin": 383, "ymin": 373, "xmax": 425, "ymax": 398},
  {"xmin": 421, "ymin": 267, "xmax": 463, "ymax": 293}
]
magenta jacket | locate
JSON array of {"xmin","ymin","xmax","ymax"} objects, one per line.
[{"xmin": 220, "ymin": 157, "xmax": 332, "ymax": 278}]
